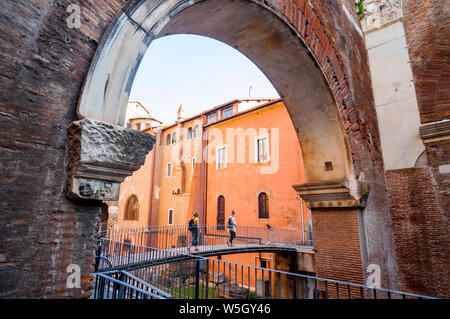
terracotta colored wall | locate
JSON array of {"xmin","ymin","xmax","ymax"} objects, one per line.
[
  {"xmin": 115, "ymin": 150, "xmax": 154, "ymax": 230},
  {"xmin": 205, "ymin": 102, "xmax": 308, "ymax": 231},
  {"xmin": 153, "ymin": 118, "xmax": 204, "ymax": 226},
  {"xmin": 146, "ymin": 101, "xmax": 308, "ymax": 232}
]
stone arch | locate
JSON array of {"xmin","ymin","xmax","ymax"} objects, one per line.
[
  {"xmin": 74, "ymin": 0, "xmax": 397, "ymax": 289},
  {"xmin": 77, "ymin": 0, "xmax": 355, "ymax": 185},
  {"xmin": 0, "ymin": 0, "xmax": 401, "ymax": 298}
]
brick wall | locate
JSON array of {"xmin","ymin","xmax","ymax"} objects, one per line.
[
  {"xmin": 0, "ymin": 0, "xmax": 393, "ymax": 298},
  {"xmin": 425, "ymin": 140, "xmax": 450, "ymax": 221},
  {"xmin": 0, "ymin": 0, "xmax": 125, "ymax": 298},
  {"xmin": 402, "ymin": 0, "xmax": 450, "ymax": 124},
  {"xmin": 382, "ymin": 0, "xmax": 450, "ymax": 298},
  {"xmin": 386, "ymin": 167, "xmax": 449, "ymax": 298},
  {"xmin": 311, "ymin": 208, "xmax": 365, "ymax": 297}
]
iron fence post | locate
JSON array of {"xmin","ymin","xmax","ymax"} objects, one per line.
[{"xmin": 195, "ymin": 259, "xmax": 200, "ymax": 299}]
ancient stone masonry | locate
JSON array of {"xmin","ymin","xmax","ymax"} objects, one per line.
[
  {"xmin": 1, "ymin": 0, "xmax": 447, "ymax": 299},
  {"xmin": 67, "ymin": 119, "xmax": 156, "ymax": 201},
  {"xmin": 362, "ymin": 0, "xmax": 450, "ymax": 298},
  {"xmin": 293, "ymin": 179, "xmax": 370, "ymax": 209},
  {"xmin": 0, "ymin": 0, "xmax": 392, "ymax": 298},
  {"xmin": 360, "ymin": 0, "xmax": 404, "ymax": 31},
  {"xmin": 402, "ymin": 0, "xmax": 450, "ymax": 124}
]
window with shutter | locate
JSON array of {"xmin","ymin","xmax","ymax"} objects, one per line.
[
  {"xmin": 217, "ymin": 195, "xmax": 225, "ymax": 230},
  {"xmin": 125, "ymin": 195, "xmax": 139, "ymax": 221},
  {"xmin": 258, "ymin": 192, "xmax": 269, "ymax": 219}
]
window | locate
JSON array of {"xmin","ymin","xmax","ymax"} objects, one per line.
[
  {"xmin": 187, "ymin": 127, "xmax": 193, "ymax": 139},
  {"xmin": 259, "ymin": 258, "xmax": 270, "ymax": 269},
  {"xmin": 255, "ymin": 135, "xmax": 269, "ymax": 163},
  {"xmin": 171, "ymin": 132, "xmax": 177, "ymax": 144},
  {"xmin": 222, "ymin": 107, "xmax": 233, "ymax": 118},
  {"xmin": 217, "ymin": 196, "xmax": 225, "ymax": 230},
  {"xmin": 168, "ymin": 209, "xmax": 174, "ymax": 225},
  {"xmin": 258, "ymin": 192, "xmax": 269, "ymax": 219},
  {"xmin": 166, "ymin": 134, "xmax": 171, "ymax": 145},
  {"xmin": 124, "ymin": 195, "xmax": 139, "ymax": 221},
  {"xmin": 194, "ymin": 125, "xmax": 199, "ymax": 138},
  {"xmin": 207, "ymin": 113, "xmax": 217, "ymax": 124},
  {"xmin": 216, "ymin": 146, "xmax": 227, "ymax": 169},
  {"xmin": 192, "ymin": 157, "xmax": 195, "ymax": 172},
  {"xmin": 167, "ymin": 162, "xmax": 172, "ymax": 177},
  {"xmin": 135, "ymin": 123, "xmax": 141, "ymax": 131}
]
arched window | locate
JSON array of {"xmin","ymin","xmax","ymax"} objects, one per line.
[
  {"xmin": 217, "ymin": 195, "xmax": 225, "ymax": 230},
  {"xmin": 166, "ymin": 134, "xmax": 171, "ymax": 145},
  {"xmin": 124, "ymin": 195, "xmax": 139, "ymax": 221},
  {"xmin": 187, "ymin": 127, "xmax": 193, "ymax": 139},
  {"xmin": 258, "ymin": 192, "xmax": 269, "ymax": 219}
]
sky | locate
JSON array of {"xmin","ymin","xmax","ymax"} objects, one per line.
[{"xmin": 129, "ymin": 34, "xmax": 280, "ymax": 125}]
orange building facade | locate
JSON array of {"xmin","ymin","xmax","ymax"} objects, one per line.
[{"xmin": 107, "ymin": 99, "xmax": 311, "ymax": 272}]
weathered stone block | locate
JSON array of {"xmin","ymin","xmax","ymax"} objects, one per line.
[
  {"xmin": 67, "ymin": 119, "xmax": 155, "ymax": 201},
  {"xmin": 292, "ymin": 179, "xmax": 370, "ymax": 208}
]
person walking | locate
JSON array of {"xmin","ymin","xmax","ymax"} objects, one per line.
[
  {"xmin": 188, "ymin": 212, "xmax": 199, "ymax": 252},
  {"xmin": 227, "ymin": 210, "xmax": 237, "ymax": 247}
]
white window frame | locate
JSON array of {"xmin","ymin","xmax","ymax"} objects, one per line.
[
  {"xmin": 222, "ymin": 107, "xmax": 234, "ymax": 118},
  {"xmin": 207, "ymin": 113, "xmax": 217, "ymax": 124},
  {"xmin": 254, "ymin": 134, "xmax": 270, "ymax": 163},
  {"xmin": 166, "ymin": 162, "xmax": 172, "ymax": 177},
  {"xmin": 216, "ymin": 145, "xmax": 227, "ymax": 170},
  {"xmin": 168, "ymin": 208, "xmax": 174, "ymax": 225}
]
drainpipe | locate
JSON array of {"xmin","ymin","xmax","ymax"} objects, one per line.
[
  {"xmin": 300, "ymin": 197, "xmax": 305, "ymax": 244},
  {"xmin": 297, "ymin": 194, "xmax": 305, "ymax": 244},
  {"xmin": 202, "ymin": 127, "xmax": 209, "ymax": 225},
  {"xmin": 147, "ymin": 131, "xmax": 159, "ymax": 227}
]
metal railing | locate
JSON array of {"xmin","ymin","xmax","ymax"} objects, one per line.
[
  {"xmin": 100, "ymin": 224, "xmax": 311, "ymax": 258},
  {"xmin": 94, "ymin": 240, "xmax": 438, "ymax": 300},
  {"xmin": 94, "ymin": 270, "xmax": 173, "ymax": 299}
]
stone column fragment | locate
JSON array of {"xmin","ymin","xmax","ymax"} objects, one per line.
[{"xmin": 67, "ymin": 119, "xmax": 156, "ymax": 201}]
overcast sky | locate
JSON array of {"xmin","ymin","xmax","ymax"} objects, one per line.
[{"xmin": 129, "ymin": 34, "xmax": 279, "ymax": 125}]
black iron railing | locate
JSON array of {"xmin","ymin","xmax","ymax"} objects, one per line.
[
  {"xmin": 99, "ymin": 225, "xmax": 312, "ymax": 259},
  {"xmin": 94, "ymin": 239, "xmax": 438, "ymax": 300},
  {"xmin": 94, "ymin": 270, "xmax": 173, "ymax": 299}
]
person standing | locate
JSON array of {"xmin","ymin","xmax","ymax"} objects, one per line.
[
  {"xmin": 188, "ymin": 212, "xmax": 199, "ymax": 252},
  {"xmin": 227, "ymin": 210, "xmax": 237, "ymax": 247}
]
